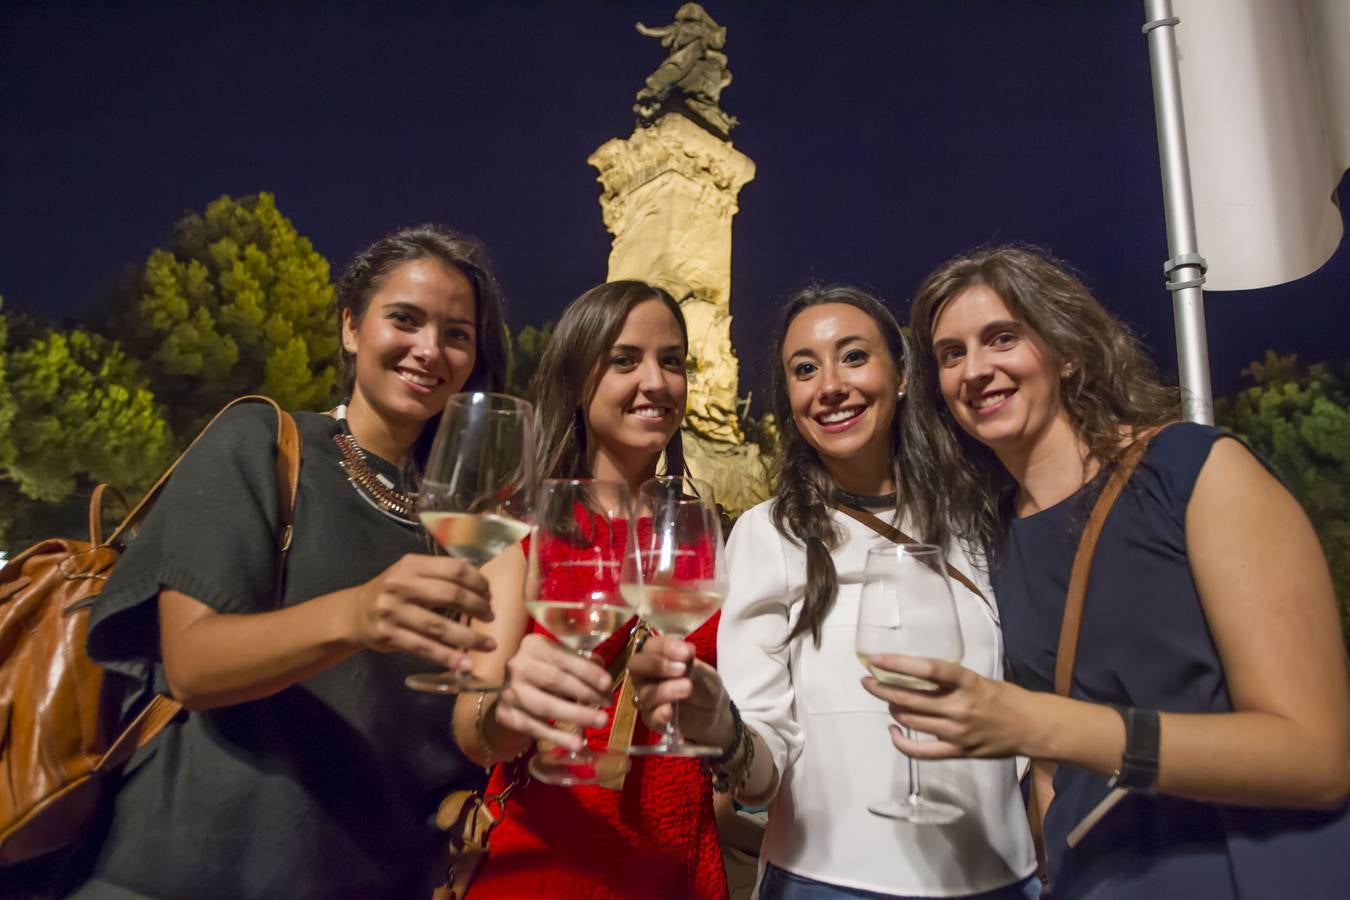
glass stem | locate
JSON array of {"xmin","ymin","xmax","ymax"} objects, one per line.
[
  {"xmin": 665, "ymin": 700, "xmax": 683, "ymax": 748},
  {"xmin": 568, "ymin": 648, "xmax": 591, "ymax": 760},
  {"xmin": 905, "ymin": 727, "xmax": 921, "ymax": 804}
]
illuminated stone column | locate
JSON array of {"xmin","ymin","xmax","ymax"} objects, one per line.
[
  {"xmin": 588, "ymin": 113, "xmax": 755, "ymax": 445},
  {"xmin": 588, "ymin": 114, "xmax": 770, "ymax": 513}
]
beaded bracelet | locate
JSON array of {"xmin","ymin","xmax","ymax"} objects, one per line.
[{"xmin": 705, "ymin": 699, "xmax": 755, "ymax": 793}]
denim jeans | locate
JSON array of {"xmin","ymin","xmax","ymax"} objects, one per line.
[{"xmin": 759, "ymin": 863, "xmax": 1042, "ymax": 900}]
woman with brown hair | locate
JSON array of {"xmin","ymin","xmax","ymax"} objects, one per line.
[
  {"xmin": 871, "ymin": 243, "xmax": 1350, "ymax": 897},
  {"xmin": 70, "ymin": 225, "xmax": 510, "ymax": 898},
  {"xmin": 629, "ymin": 285, "xmax": 1038, "ymax": 898},
  {"xmin": 450, "ymin": 280, "xmax": 727, "ymax": 898}
]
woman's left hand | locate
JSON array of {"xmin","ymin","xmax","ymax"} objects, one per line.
[{"xmin": 861, "ymin": 654, "xmax": 1038, "ymax": 760}]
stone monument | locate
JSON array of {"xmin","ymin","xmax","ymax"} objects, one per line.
[{"xmin": 588, "ymin": 3, "xmax": 770, "ymax": 514}]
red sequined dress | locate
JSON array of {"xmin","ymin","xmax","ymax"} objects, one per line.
[{"xmin": 468, "ymin": 520, "xmax": 728, "ymax": 900}]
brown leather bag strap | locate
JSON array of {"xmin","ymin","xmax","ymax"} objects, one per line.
[
  {"xmin": 105, "ymin": 395, "xmax": 301, "ymax": 549},
  {"xmin": 599, "ymin": 620, "xmax": 651, "ymax": 790},
  {"xmin": 833, "ymin": 503, "xmax": 993, "ymax": 613},
  {"xmin": 1028, "ymin": 426, "xmax": 1169, "ymax": 880},
  {"xmin": 87, "ymin": 484, "xmax": 129, "ymax": 546},
  {"xmin": 435, "ymin": 780, "xmax": 518, "ymax": 900},
  {"xmin": 1027, "ymin": 760, "xmax": 1054, "ymax": 880},
  {"xmin": 97, "ymin": 694, "xmax": 183, "ymax": 771},
  {"xmin": 1053, "ymin": 429, "xmax": 1163, "ymax": 697},
  {"xmin": 96, "ymin": 396, "xmax": 302, "ymax": 769}
]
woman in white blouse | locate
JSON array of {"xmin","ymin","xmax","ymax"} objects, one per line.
[{"xmin": 629, "ymin": 286, "xmax": 1037, "ymax": 898}]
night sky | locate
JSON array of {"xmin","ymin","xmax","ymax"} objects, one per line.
[{"xmin": 2, "ymin": 0, "xmax": 1346, "ymax": 405}]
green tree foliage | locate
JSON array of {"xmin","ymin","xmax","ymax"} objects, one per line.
[
  {"xmin": 113, "ymin": 192, "xmax": 336, "ymax": 436},
  {"xmin": 5, "ymin": 327, "xmax": 174, "ymax": 500},
  {"xmin": 507, "ymin": 322, "xmax": 554, "ymax": 399},
  {"xmin": 1216, "ymin": 352, "xmax": 1350, "ymax": 640},
  {"xmin": 0, "ymin": 299, "xmax": 16, "ymax": 476},
  {"xmin": 0, "ymin": 313, "xmax": 174, "ymax": 547}
]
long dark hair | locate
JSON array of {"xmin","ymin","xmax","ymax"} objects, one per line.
[
  {"xmin": 531, "ymin": 280, "xmax": 687, "ymax": 480},
  {"xmin": 769, "ymin": 285, "xmax": 910, "ymax": 649},
  {"xmin": 333, "ymin": 224, "xmax": 508, "ymax": 469},
  {"xmin": 906, "ymin": 243, "xmax": 1179, "ymax": 562}
]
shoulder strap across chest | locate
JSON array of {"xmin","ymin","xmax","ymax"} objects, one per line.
[{"xmin": 832, "ymin": 502, "xmax": 993, "ymax": 614}]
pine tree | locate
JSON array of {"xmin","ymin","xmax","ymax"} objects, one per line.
[
  {"xmin": 0, "ymin": 308, "xmax": 173, "ymax": 547},
  {"xmin": 4, "ymin": 327, "xmax": 173, "ymax": 501},
  {"xmin": 113, "ymin": 192, "xmax": 337, "ymax": 436},
  {"xmin": 507, "ymin": 322, "xmax": 554, "ymax": 399},
  {"xmin": 1217, "ymin": 352, "xmax": 1350, "ymax": 641}
]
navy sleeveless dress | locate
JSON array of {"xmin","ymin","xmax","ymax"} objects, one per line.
[{"xmin": 993, "ymin": 423, "xmax": 1350, "ymax": 898}]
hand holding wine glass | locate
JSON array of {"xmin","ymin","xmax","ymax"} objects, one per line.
[
  {"xmin": 626, "ymin": 634, "xmax": 736, "ymax": 748},
  {"xmin": 347, "ymin": 553, "xmax": 497, "ymax": 669},
  {"xmin": 623, "ymin": 475, "xmax": 727, "ymax": 759},
  {"xmin": 856, "ymin": 542, "xmax": 966, "ymax": 824},
  {"xmin": 520, "ymin": 478, "xmax": 636, "ymax": 785},
  {"xmin": 407, "ymin": 391, "xmax": 535, "ymax": 694}
]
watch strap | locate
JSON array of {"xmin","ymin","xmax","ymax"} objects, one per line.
[{"xmin": 1108, "ymin": 705, "xmax": 1160, "ymax": 792}]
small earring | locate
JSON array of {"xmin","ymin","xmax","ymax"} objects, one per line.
[
  {"xmin": 896, "ymin": 388, "xmax": 907, "ymax": 400},
  {"xmin": 1061, "ymin": 364, "xmax": 1074, "ymax": 378}
]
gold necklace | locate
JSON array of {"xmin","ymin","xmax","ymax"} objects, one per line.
[{"xmin": 331, "ymin": 410, "xmax": 417, "ymax": 524}]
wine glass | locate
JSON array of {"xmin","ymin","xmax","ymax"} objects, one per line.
[
  {"xmin": 407, "ymin": 391, "xmax": 535, "ymax": 694},
  {"xmin": 524, "ymin": 478, "xmax": 636, "ymax": 786},
  {"xmin": 856, "ymin": 542, "xmax": 966, "ymax": 824},
  {"xmin": 622, "ymin": 475, "xmax": 726, "ymax": 758}
]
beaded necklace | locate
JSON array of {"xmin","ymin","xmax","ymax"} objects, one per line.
[{"xmin": 332, "ymin": 404, "xmax": 418, "ymax": 527}]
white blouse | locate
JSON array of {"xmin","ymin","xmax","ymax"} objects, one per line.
[{"xmin": 719, "ymin": 501, "xmax": 1037, "ymax": 896}]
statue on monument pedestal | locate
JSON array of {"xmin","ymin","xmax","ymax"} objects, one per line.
[
  {"xmin": 634, "ymin": 3, "xmax": 738, "ymax": 137},
  {"xmin": 595, "ymin": 3, "xmax": 769, "ymax": 513}
]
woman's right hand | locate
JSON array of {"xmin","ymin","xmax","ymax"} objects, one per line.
[
  {"xmin": 494, "ymin": 634, "xmax": 613, "ymax": 751},
  {"xmin": 628, "ymin": 635, "xmax": 736, "ymax": 750},
  {"xmin": 346, "ymin": 553, "xmax": 497, "ymax": 670}
]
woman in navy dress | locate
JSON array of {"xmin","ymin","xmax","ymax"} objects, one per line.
[{"xmin": 865, "ymin": 244, "xmax": 1349, "ymax": 898}]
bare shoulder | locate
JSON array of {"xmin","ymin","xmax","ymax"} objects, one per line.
[
  {"xmin": 1189, "ymin": 435, "xmax": 1293, "ymax": 520},
  {"xmin": 1187, "ymin": 434, "xmax": 1334, "ymax": 623}
]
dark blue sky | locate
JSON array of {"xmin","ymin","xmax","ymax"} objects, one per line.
[{"xmin": 2, "ymin": 0, "xmax": 1345, "ymax": 402}]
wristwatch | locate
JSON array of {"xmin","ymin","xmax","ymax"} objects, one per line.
[{"xmin": 1107, "ymin": 705, "xmax": 1160, "ymax": 793}]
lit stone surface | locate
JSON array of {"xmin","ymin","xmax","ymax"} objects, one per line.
[
  {"xmin": 589, "ymin": 113, "xmax": 769, "ymax": 513},
  {"xmin": 588, "ymin": 113, "xmax": 754, "ymax": 444}
]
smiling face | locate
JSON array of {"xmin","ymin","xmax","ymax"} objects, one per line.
[
  {"xmin": 930, "ymin": 283, "xmax": 1072, "ymax": 453},
  {"xmin": 341, "ymin": 257, "xmax": 477, "ymax": 431},
  {"xmin": 782, "ymin": 302, "xmax": 900, "ymax": 492},
  {"xmin": 584, "ymin": 297, "xmax": 688, "ymax": 480}
]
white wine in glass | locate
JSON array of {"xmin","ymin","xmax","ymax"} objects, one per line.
[
  {"xmin": 406, "ymin": 391, "xmax": 535, "ymax": 695},
  {"xmin": 525, "ymin": 478, "xmax": 636, "ymax": 786},
  {"xmin": 623, "ymin": 476, "xmax": 726, "ymax": 759},
  {"xmin": 523, "ymin": 596, "xmax": 632, "ymax": 654},
  {"xmin": 419, "ymin": 511, "xmax": 532, "ymax": 567},
  {"xmin": 856, "ymin": 542, "xmax": 966, "ymax": 825}
]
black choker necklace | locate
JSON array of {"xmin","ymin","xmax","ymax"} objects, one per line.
[
  {"xmin": 833, "ymin": 487, "xmax": 897, "ymax": 509},
  {"xmin": 332, "ymin": 405, "xmax": 417, "ymax": 526}
]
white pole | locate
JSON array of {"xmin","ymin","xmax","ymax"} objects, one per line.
[{"xmin": 1143, "ymin": 0, "xmax": 1214, "ymax": 424}]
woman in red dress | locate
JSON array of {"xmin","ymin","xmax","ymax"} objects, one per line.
[{"xmin": 450, "ymin": 280, "xmax": 728, "ymax": 899}]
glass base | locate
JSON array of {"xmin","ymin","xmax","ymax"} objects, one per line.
[
  {"xmin": 868, "ymin": 797, "xmax": 965, "ymax": 825},
  {"xmin": 529, "ymin": 746, "xmax": 630, "ymax": 786},
  {"xmin": 626, "ymin": 736, "xmax": 722, "ymax": 759},
  {"xmin": 404, "ymin": 670, "xmax": 503, "ymax": 695}
]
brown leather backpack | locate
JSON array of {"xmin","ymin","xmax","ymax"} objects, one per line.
[{"xmin": 0, "ymin": 396, "xmax": 300, "ymax": 865}]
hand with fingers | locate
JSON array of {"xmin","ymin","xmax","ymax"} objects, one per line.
[
  {"xmin": 347, "ymin": 553, "xmax": 498, "ymax": 672},
  {"xmin": 627, "ymin": 634, "xmax": 736, "ymax": 750},
  {"xmin": 860, "ymin": 654, "xmax": 1036, "ymax": 760},
  {"xmin": 493, "ymin": 634, "xmax": 614, "ymax": 753}
]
